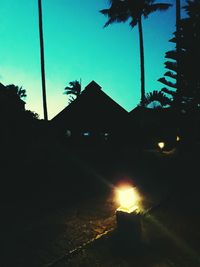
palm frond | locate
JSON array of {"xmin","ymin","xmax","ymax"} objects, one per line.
[
  {"xmin": 161, "ymin": 87, "xmax": 176, "ymax": 97},
  {"xmin": 6, "ymin": 84, "xmax": 27, "ymax": 99},
  {"xmin": 100, "ymin": 1, "xmax": 129, "ymax": 27},
  {"xmin": 164, "ymin": 61, "xmax": 177, "ymax": 72},
  {"xmin": 129, "ymin": 17, "xmax": 138, "ymax": 27},
  {"xmin": 100, "ymin": 0, "xmax": 172, "ymax": 28},
  {"xmin": 158, "ymin": 77, "xmax": 176, "ymax": 88},
  {"xmin": 64, "ymin": 90, "xmax": 77, "ymax": 96},
  {"xmin": 64, "ymin": 80, "xmax": 81, "ymax": 102},
  {"xmin": 164, "ymin": 71, "xmax": 177, "ymax": 80},
  {"xmin": 18, "ymin": 87, "xmax": 27, "ymax": 98},
  {"xmin": 165, "ymin": 50, "xmax": 176, "ymax": 60},
  {"xmin": 144, "ymin": 3, "xmax": 172, "ymax": 17},
  {"xmin": 144, "ymin": 90, "xmax": 171, "ymax": 106},
  {"xmin": 169, "ymin": 37, "xmax": 176, "ymax": 43},
  {"xmin": 68, "ymin": 95, "xmax": 75, "ymax": 104}
]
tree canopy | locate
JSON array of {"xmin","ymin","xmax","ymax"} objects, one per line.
[
  {"xmin": 158, "ymin": 0, "xmax": 200, "ymax": 112},
  {"xmin": 64, "ymin": 80, "xmax": 81, "ymax": 104}
]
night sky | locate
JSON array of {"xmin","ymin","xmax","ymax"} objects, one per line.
[{"xmin": 0, "ymin": 0, "xmax": 186, "ymax": 119}]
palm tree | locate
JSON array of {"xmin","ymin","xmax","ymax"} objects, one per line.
[
  {"xmin": 38, "ymin": 0, "xmax": 48, "ymax": 120},
  {"xmin": 6, "ymin": 84, "xmax": 27, "ymax": 100},
  {"xmin": 100, "ymin": 0, "xmax": 172, "ymax": 106},
  {"xmin": 64, "ymin": 80, "xmax": 81, "ymax": 104},
  {"xmin": 143, "ymin": 90, "xmax": 171, "ymax": 108}
]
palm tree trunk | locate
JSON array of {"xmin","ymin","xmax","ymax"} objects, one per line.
[
  {"xmin": 38, "ymin": 0, "xmax": 48, "ymax": 120},
  {"xmin": 138, "ymin": 16, "xmax": 145, "ymax": 107}
]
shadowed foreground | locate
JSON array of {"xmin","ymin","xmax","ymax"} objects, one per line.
[{"xmin": 0, "ymin": 142, "xmax": 200, "ymax": 267}]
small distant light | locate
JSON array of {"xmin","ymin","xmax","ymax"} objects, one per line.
[
  {"xmin": 83, "ymin": 132, "xmax": 90, "ymax": 137},
  {"xmin": 158, "ymin": 142, "xmax": 165, "ymax": 150},
  {"xmin": 176, "ymin": 135, "xmax": 180, "ymax": 141},
  {"xmin": 104, "ymin": 133, "xmax": 109, "ymax": 141},
  {"xmin": 66, "ymin": 130, "xmax": 71, "ymax": 137}
]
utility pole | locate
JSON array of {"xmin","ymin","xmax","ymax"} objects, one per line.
[{"xmin": 38, "ymin": 0, "xmax": 48, "ymax": 120}]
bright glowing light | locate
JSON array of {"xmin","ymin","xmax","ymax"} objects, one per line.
[
  {"xmin": 116, "ymin": 187, "xmax": 139, "ymax": 213},
  {"xmin": 158, "ymin": 142, "xmax": 165, "ymax": 149},
  {"xmin": 176, "ymin": 135, "xmax": 180, "ymax": 141}
]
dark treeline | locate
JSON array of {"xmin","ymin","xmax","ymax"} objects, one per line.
[
  {"xmin": 132, "ymin": 0, "xmax": 200, "ymax": 149},
  {"xmin": 158, "ymin": 0, "xmax": 200, "ymax": 111},
  {"xmin": 0, "ymin": 82, "xmax": 53, "ymax": 205},
  {"xmin": 0, "ymin": 83, "xmax": 40, "ymax": 160},
  {"xmin": 157, "ymin": 0, "xmax": 200, "ymax": 146}
]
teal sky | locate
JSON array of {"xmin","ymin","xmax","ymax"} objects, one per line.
[{"xmin": 0, "ymin": 0, "xmax": 185, "ymax": 119}]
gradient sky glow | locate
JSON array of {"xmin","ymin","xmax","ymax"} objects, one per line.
[{"xmin": 0, "ymin": 0, "xmax": 185, "ymax": 119}]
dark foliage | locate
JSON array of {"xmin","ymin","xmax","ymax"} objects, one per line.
[
  {"xmin": 143, "ymin": 90, "xmax": 171, "ymax": 108},
  {"xmin": 64, "ymin": 80, "xmax": 81, "ymax": 104},
  {"xmin": 158, "ymin": 0, "xmax": 200, "ymax": 112}
]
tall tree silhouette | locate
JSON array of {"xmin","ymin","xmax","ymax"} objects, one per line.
[
  {"xmin": 183, "ymin": 0, "xmax": 200, "ymax": 107},
  {"xmin": 64, "ymin": 80, "xmax": 81, "ymax": 104},
  {"xmin": 175, "ymin": 0, "xmax": 181, "ymax": 109},
  {"xmin": 100, "ymin": 0, "xmax": 172, "ymax": 106},
  {"xmin": 38, "ymin": 0, "xmax": 48, "ymax": 120},
  {"xmin": 158, "ymin": 0, "xmax": 200, "ymax": 112}
]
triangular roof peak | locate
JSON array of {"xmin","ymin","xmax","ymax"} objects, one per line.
[
  {"xmin": 84, "ymin": 80, "xmax": 102, "ymax": 91},
  {"xmin": 0, "ymin": 82, "xmax": 6, "ymax": 89}
]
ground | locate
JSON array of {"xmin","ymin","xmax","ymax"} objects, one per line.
[{"xmin": 0, "ymin": 142, "xmax": 200, "ymax": 267}]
